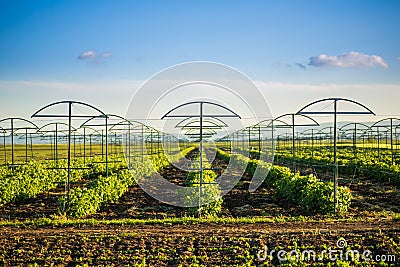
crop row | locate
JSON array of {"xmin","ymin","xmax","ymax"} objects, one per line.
[
  {"xmin": 183, "ymin": 149, "xmax": 222, "ymax": 217},
  {"xmin": 0, "ymin": 159, "xmax": 91, "ymax": 207},
  {"xmin": 217, "ymin": 149, "xmax": 352, "ymax": 214},
  {"xmin": 272, "ymin": 147, "xmax": 400, "ymax": 186},
  {"xmin": 0, "ymin": 146, "xmax": 194, "ymax": 210},
  {"xmin": 66, "ymin": 147, "xmax": 195, "ymax": 217}
]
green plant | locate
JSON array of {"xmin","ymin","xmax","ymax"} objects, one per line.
[
  {"xmin": 184, "ymin": 149, "xmax": 223, "ymax": 217},
  {"xmin": 216, "ymin": 149, "xmax": 352, "ymax": 214}
]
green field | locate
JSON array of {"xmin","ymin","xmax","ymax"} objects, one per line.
[{"xmin": 0, "ymin": 143, "xmax": 399, "ymax": 266}]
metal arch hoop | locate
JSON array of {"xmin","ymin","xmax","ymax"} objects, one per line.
[
  {"xmin": 161, "ymin": 100, "xmax": 241, "ymax": 119},
  {"xmin": 78, "ymin": 125, "xmax": 103, "ymax": 137},
  {"xmin": 184, "ymin": 127, "xmax": 217, "ymax": 135},
  {"xmin": 296, "ymin": 97, "xmax": 376, "ymax": 115},
  {"xmin": 35, "ymin": 122, "xmax": 78, "ymax": 163},
  {"xmin": 31, "ymin": 100, "xmax": 108, "ymax": 211},
  {"xmin": 254, "ymin": 118, "xmax": 291, "ymax": 129},
  {"xmin": 370, "ymin": 118, "xmax": 400, "ymax": 165},
  {"xmin": 175, "ymin": 116, "xmax": 228, "ymax": 128},
  {"xmin": 106, "ymin": 119, "xmax": 151, "ymax": 166},
  {"xmin": 0, "ymin": 126, "xmax": 6, "ymax": 165},
  {"xmin": 36, "ymin": 122, "xmax": 77, "ymax": 134},
  {"xmin": 161, "ymin": 100, "xmax": 241, "ymax": 216},
  {"xmin": 31, "ymin": 100, "xmax": 107, "ymax": 118},
  {"xmin": 297, "ymin": 97, "xmax": 375, "ymax": 214},
  {"xmin": 339, "ymin": 122, "xmax": 371, "ymax": 131},
  {"xmin": 79, "ymin": 113, "xmax": 129, "ymax": 128},
  {"xmin": 274, "ymin": 113, "xmax": 320, "ymax": 126},
  {"xmin": 82, "ymin": 116, "xmax": 151, "ymax": 161},
  {"xmin": 0, "ymin": 117, "xmax": 39, "ymax": 130},
  {"xmin": 370, "ymin": 117, "xmax": 400, "ymax": 128},
  {"xmin": 80, "ymin": 114, "xmax": 133, "ymax": 168},
  {"xmin": 270, "ymin": 113, "xmax": 320, "ymax": 172},
  {"xmin": 108, "ymin": 119, "xmax": 149, "ymax": 131},
  {"xmin": 178, "ymin": 119, "xmax": 226, "ymax": 130},
  {"xmin": 0, "ymin": 118, "xmax": 39, "ymax": 168}
]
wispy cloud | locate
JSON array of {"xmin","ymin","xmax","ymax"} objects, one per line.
[
  {"xmin": 78, "ymin": 50, "xmax": 96, "ymax": 60},
  {"xmin": 295, "ymin": 63, "xmax": 306, "ymax": 70},
  {"xmin": 309, "ymin": 51, "xmax": 388, "ymax": 69},
  {"xmin": 272, "ymin": 61, "xmax": 293, "ymax": 68},
  {"xmin": 101, "ymin": 52, "xmax": 112, "ymax": 58},
  {"xmin": 272, "ymin": 61, "xmax": 307, "ymax": 70},
  {"xmin": 77, "ymin": 50, "xmax": 112, "ymax": 64}
]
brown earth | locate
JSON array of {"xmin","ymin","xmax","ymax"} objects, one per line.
[
  {"xmin": 0, "ymin": 149, "xmax": 399, "ymax": 266},
  {"xmin": 0, "ymin": 220, "xmax": 398, "ymax": 266}
]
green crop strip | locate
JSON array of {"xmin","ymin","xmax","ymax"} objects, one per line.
[
  {"xmin": 65, "ymin": 147, "xmax": 195, "ymax": 217},
  {"xmin": 0, "ymin": 214, "xmax": 382, "ymax": 227},
  {"xmin": 0, "ymin": 159, "xmax": 92, "ymax": 206},
  {"xmin": 183, "ymin": 148, "xmax": 222, "ymax": 217},
  {"xmin": 268, "ymin": 146, "xmax": 400, "ymax": 186},
  {"xmin": 216, "ymin": 149, "xmax": 352, "ymax": 214}
]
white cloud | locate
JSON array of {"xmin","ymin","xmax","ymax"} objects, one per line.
[
  {"xmin": 77, "ymin": 50, "xmax": 112, "ymax": 63},
  {"xmin": 101, "ymin": 52, "xmax": 112, "ymax": 58},
  {"xmin": 309, "ymin": 51, "xmax": 388, "ymax": 69},
  {"xmin": 78, "ymin": 50, "xmax": 96, "ymax": 60}
]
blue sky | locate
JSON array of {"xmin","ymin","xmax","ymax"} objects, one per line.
[{"xmin": 1, "ymin": 0, "xmax": 399, "ymax": 123}]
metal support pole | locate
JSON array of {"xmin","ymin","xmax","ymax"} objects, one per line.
[
  {"xmin": 353, "ymin": 124, "xmax": 357, "ymax": 159},
  {"xmin": 377, "ymin": 127, "xmax": 380, "ymax": 158},
  {"xmin": 199, "ymin": 102, "xmax": 203, "ymax": 217},
  {"xmin": 101, "ymin": 130, "xmax": 104, "ymax": 157},
  {"xmin": 141, "ymin": 124, "xmax": 144, "ymax": 162},
  {"xmin": 391, "ymin": 118, "xmax": 394, "ymax": 165},
  {"xmin": 157, "ymin": 132, "xmax": 160, "ymax": 153},
  {"xmin": 248, "ymin": 127, "xmax": 251, "ymax": 150},
  {"xmin": 73, "ymin": 133, "xmax": 76, "ymax": 159},
  {"xmin": 55, "ymin": 123, "xmax": 58, "ymax": 163},
  {"xmin": 89, "ymin": 134, "xmax": 92, "ymax": 158},
  {"xmin": 25, "ymin": 128, "xmax": 28, "ymax": 162},
  {"xmin": 11, "ymin": 119, "xmax": 14, "ymax": 171},
  {"xmin": 67, "ymin": 102, "xmax": 72, "ymax": 207},
  {"xmin": 292, "ymin": 114, "xmax": 296, "ymax": 171},
  {"xmin": 106, "ymin": 117, "xmax": 108, "ymax": 177},
  {"xmin": 311, "ymin": 129, "xmax": 314, "ymax": 158},
  {"xmin": 30, "ymin": 133, "xmax": 33, "ymax": 160},
  {"xmin": 50, "ymin": 134, "xmax": 54, "ymax": 161},
  {"xmin": 333, "ymin": 100, "xmax": 338, "ymax": 214},
  {"xmin": 114, "ymin": 132, "xmax": 117, "ymax": 156},
  {"xmin": 128, "ymin": 124, "xmax": 131, "ymax": 167},
  {"xmin": 258, "ymin": 125, "xmax": 261, "ymax": 152},
  {"xmin": 151, "ymin": 129, "xmax": 153, "ymax": 155},
  {"xmin": 83, "ymin": 127, "xmax": 86, "ymax": 164},
  {"xmin": 3, "ymin": 134, "xmax": 6, "ymax": 164}
]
